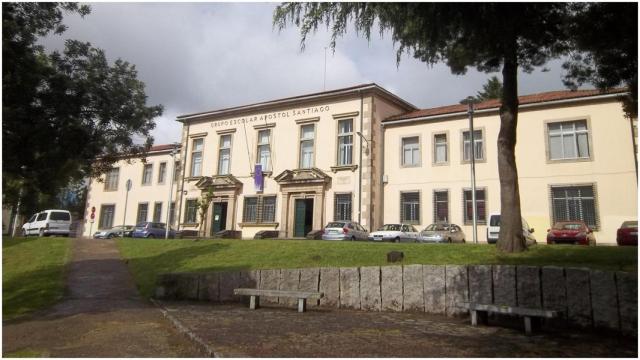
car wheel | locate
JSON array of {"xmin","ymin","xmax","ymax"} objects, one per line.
[
  {"xmin": 21, "ymin": 229, "xmax": 27, "ymax": 237},
  {"xmin": 38, "ymin": 228, "xmax": 45, "ymax": 237},
  {"xmin": 351, "ymin": 236, "xmax": 356, "ymax": 241},
  {"xmin": 147, "ymin": 234, "xmax": 155, "ymax": 239},
  {"xmin": 447, "ymin": 238, "xmax": 452, "ymax": 243},
  {"xmin": 394, "ymin": 237, "xmax": 400, "ymax": 243},
  {"xmin": 108, "ymin": 234, "xmax": 115, "ymax": 239}
]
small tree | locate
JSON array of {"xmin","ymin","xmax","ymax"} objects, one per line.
[{"xmin": 197, "ymin": 187, "xmax": 215, "ymax": 237}]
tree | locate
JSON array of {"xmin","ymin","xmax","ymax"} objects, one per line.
[
  {"xmin": 197, "ymin": 188, "xmax": 215, "ymax": 237},
  {"xmin": 274, "ymin": 3, "xmax": 573, "ymax": 252},
  {"xmin": 3, "ymin": 3, "xmax": 162, "ymax": 217},
  {"xmin": 476, "ymin": 76, "xmax": 503, "ymax": 102}
]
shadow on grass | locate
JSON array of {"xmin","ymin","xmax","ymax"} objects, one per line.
[
  {"xmin": 3, "ymin": 263, "xmax": 67, "ymax": 321},
  {"xmin": 2, "ymin": 236, "xmax": 40, "ymax": 249}
]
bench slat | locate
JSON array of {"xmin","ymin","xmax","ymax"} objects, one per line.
[
  {"xmin": 458, "ymin": 302, "xmax": 562, "ymax": 318},
  {"xmin": 234, "ymin": 288, "xmax": 324, "ymax": 299}
]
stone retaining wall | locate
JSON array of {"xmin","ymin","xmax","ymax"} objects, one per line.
[{"xmin": 154, "ymin": 265, "xmax": 637, "ymax": 335}]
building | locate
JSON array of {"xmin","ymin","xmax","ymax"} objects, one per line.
[{"xmin": 81, "ymin": 84, "xmax": 637, "ymax": 244}]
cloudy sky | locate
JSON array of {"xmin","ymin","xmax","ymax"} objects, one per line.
[{"xmin": 43, "ymin": 2, "xmax": 572, "ymax": 145}]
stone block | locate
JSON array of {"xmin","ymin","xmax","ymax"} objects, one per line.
[
  {"xmin": 298, "ymin": 268, "xmax": 320, "ymax": 307},
  {"xmin": 198, "ymin": 273, "xmax": 220, "ymax": 302},
  {"xmin": 590, "ymin": 270, "xmax": 619, "ymax": 330},
  {"xmin": 565, "ymin": 268, "xmax": 592, "ymax": 327},
  {"xmin": 219, "ymin": 271, "xmax": 240, "ymax": 303},
  {"xmin": 492, "ymin": 265, "xmax": 516, "ymax": 307},
  {"xmin": 259, "ymin": 269, "xmax": 281, "ymax": 305},
  {"xmin": 403, "ymin": 265, "xmax": 424, "ymax": 312},
  {"xmin": 359, "ymin": 266, "xmax": 381, "ymax": 311},
  {"xmin": 239, "ymin": 270, "xmax": 260, "ymax": 289},
  {"xmin": 616, "ymin": 271, "xmax": 638, "ymax": 335},
  {"xmin": 279, "ymin": 268, "xmax": 301, "ymax": 307},
  {"xmin": 381, "ymin": 266, "xmax": 403, "ymax": 312},
  {"xmin": 319, "ymin": 268, "xmax": 340, "ymax": 308},
  {"xmin": 423, "ymin": 265, "xmax": 446, "ymax": 314},
  {"xmin": 155, "ymin": 273, "xmax": 178, "ymax": 299},
  {"xmin": 516, "ymin": 266, "xmax": 542, "ymax": 309},
  {"xmin": 468, "ymin": 265, "xmax": 492, "ymax": 305},
  {"xmin": 541, "ymin": 266, "xmax": 566, "ymax": 315},
  {"xmin": 445, "ymin": 265, "xmax": 468, "ymax": 316},
  {"xmin": 339, "ymin": 267, "xmax": 361, "ymax": 309},
  {"xmin": 171, "ymin": 273, "xmax": 199, "ymax": 300}
]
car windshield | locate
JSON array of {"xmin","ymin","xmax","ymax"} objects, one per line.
[
  {"xmin": 136, "ymin": 222, "xmax": 148, "ymax": 228},
  {"xmin": 621, "ymin": 221, "xmax": 638, "ymax": 228},
  {"xmin": 489, "ymin": 215, "xmax": 501, "ymax": 226},
  {"xmin": 425, "ymin": 224, "xmax": 449, "ymax": 231},
  {"xmin": 326, "ymin": 222, "xmax": 346, "ymax": 228},
  {"xmin": 50, "ymin": 211, "xmax": 70, "ymax": 221},
  {"xmin": 110, "ymin": 226, "xmax": 124, "ymax": 230},
  {"xmin": 379, "ymin": 224, "xmax": 401, "ymax": 231},
  {"xmin": 553, "ymin": 222, "xmax": 583, "ymax": 230}
]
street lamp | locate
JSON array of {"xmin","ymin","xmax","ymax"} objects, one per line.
[
  {"xmin": 122, "ymin": 179, "xmax": 132, "ymax": 237},
  {"xmin": 165, "ymin": 143, "xmax": 179, "ymax": 239},
  {"xmin": 466, "ymin": 100, "xmax": 479, "ymax": 244},
  {"xmin": 356, "ymin": 131, "xmax": 370, "ymax": 155}
]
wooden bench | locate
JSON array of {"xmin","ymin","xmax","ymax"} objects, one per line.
[
  {"xmin": 233, "ymin": 288, "xmax": 324, "ymax": 313},
  {"xmin": 458, "ymin": 302, "xmax": 563, "ymax": 335}
]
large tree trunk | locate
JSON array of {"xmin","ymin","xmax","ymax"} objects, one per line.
[{"xmin": 496, "ymin": 40, "xmax": 526, "ymax": 253}]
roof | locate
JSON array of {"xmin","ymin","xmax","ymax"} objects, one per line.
[
  {"xmin": 384, "ymin": 88, "xmax": 627, "ymax": 123},
  {"xmin": 177, "ymin": 83, "xmax": 417, "ymax": 122},
  {"xmin": 148, "ymin": 144, "xmax": 181, "ymax": 153}
]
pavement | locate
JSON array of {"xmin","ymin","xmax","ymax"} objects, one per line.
[{"xmin": 2, "ymin": 237, "xmax": 202, "ymax": 357}]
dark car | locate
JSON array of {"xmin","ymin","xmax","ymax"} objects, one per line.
[
  {"xmin": 132, "ymin": 222, "xmax": 175, "ymax": 238},
  {"xmin": 546, "ymin": 221, "xmax": 596, "ymax": 245},
  {"xmin": 616, "ymin": 221, "xmax": 638, "ymax": 246}
]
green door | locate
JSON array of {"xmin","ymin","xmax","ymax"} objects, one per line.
[
  {"xmin": 211, "ymin": 202, "xmax": 227, "ymax": 236},
  {"xmin": 294, "ymin": 199, "xmax": 306, "ymax": 237}
]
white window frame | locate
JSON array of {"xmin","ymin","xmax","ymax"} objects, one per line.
[
  {"xmin": 218, "ymin": 134, "xmax": 232, "ymax": 175},
  {"xmin": 462, "ymin": 129, "xmax": 485, "ymax": 162},
  {"xmin": 546, "ymin": 119, "xmax": 591, "ymax": 161},
  {"xmin": 299, "ymin": 124, "xmax": 315, "ymax": 169},
  {"xmin": 104, "ymin": 168, "xmax": 119, "ymax": 191},
  {"xmin": 142, "ymin": 163, "xmax": 153, "ymax": 185},
  {"xmin": 401, "ymin": 136, "xmax": 421, "ymax": 167},
  {"xmin": 337, "ymin": 119, "xmax": 354, "ymax": 166},
  {"xmin": 256, "ymin": 129, "xmax": 271, "ymax": 172},
  {"xmin": 190, "ymin": 138, "xmax": 204, "ymax": 177},
  {"xmin": 158, "ymin": 162, "xmax": 167, "ymax": 184}
]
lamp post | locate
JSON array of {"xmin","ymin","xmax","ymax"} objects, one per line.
[
  {"xmin": 165, "ymin": 144, "xmax": 179, "ymax": 239},
  {"xmin": 122, "ymin": 179, "xmax": 132, "ymax": 237},
  {"xmin": 467, "ymin": 101, "xmax": 478, "ymax": 244}
]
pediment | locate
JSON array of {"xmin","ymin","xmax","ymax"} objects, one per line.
[
  {"xmin": 274, "ymin": 167, "xmax": 331, "ymax": 185},
  {"xmin": 195, "ymin": 175, "xmax": 242, "ymax": 190}
]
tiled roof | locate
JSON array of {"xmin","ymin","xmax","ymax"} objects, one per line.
[
  {"xmin": 384, "ymin": 88, "xmax": 627, "ymax": 122},
  {"xmin": 148, "ymin": 144, "xmax": 181, "ymax": 152}
]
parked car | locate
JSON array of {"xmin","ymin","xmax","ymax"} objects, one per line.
[
  {"xmin": 368, "ymin": 224, "xmax": 420, "ymax": 243},
  {"xmin": 486, "ymin": 212, "xmax": 537, "ymax": 245},
  {"xmin": 21, "ymin": 209, "xmax": 72, "ymax": 237},
  {"xmin": 546, "ymin": 221, "xmax": 596, "ymax": 245},
  {"xmin": 93, "ymin": 225, "xmax": 135, "ymax": 239},
  {"xmin": 418, "ymin": 223, "xmax": 466, "ymax": 243},
  {"xmin": 616, "ymin": 221, "xmax": 638, "ymax": 246},
  {"xmin": 321, "ymin": 221, "xmax": 369, "ymax": 241},
  {"xmin": 132, "ymin": 222, "xmax": 175, "ymax": 238}
]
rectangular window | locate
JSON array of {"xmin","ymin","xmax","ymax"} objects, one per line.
[
  {"xmin": 242, "ymin": 197, "xmax": 258, "ymax": 223},
  {"xmin": 337, "ymin": 119, "xmax": 353, "ymax": 166},
  {"xmin": 262, "ymin": 196, "xmax": 276, "ymax": 222},
  {"xmin": 218, "ymin": 135, "xmax": 232, "ymax": 175},
  {"xmin": 104, "ymin": 168, "xmax": 119, "ymax": 191},
  {"xmin": 184, "ymin": 199, "xmax": 198, "ymax": 223},
  {"xmin": 299, "ymin": 124, "xmax": 315, "ymax": 168},
  {"xmin": 158, "ymin": 162, "xmax": 167, "ymax": 184},
  {"xmin": 334, "ymin": 193, "xmax": 352, "ymax": 221},
  {"xmin": 190, "ymin": 138, "xmax": 203, "ymax": 177},
  {"xmin": 174, "ymin": 160, "xmax": 181, "ymax": 181},
  {"xmin": 136, "ymin": 203, "xmax": 149, "ymax": 223},
  {"xmin": 400, "ymin": 192, "xmax": 420, "ymax": 224},
  {"xmin": 548, "ymin": 120, "xmax": 590, "ymax": 160},
  {"xmin": 142, "ymin": 164, "xmax": 153, "ymax": 185},
  {"xmin": 551, "ymin": 185, "xmax": 598, "ymax": 229},
  {"xmin": 463, "ymin": 130, "xmax": 484, "ymax": 161},
  {"xmin": 402, "ymin": 137, "xmax": 420, "ymax": 166},
  {"xmin": 98, "ymin": 205, "xmax": 115, "ymax": 229},
  {"xmin": 433, "ymin": 190, "xmax": 449, "ymax": 223},
  {"xmin": 256, "ymin": 129, "xmax": 271, "ymax": 171},
  {"xmin": 434, "ymin": 134, "xmax": 448, "ymax": 164},
  {"xmin": 169, "ymin": 202, "xmax": 176, "ymax": 226},
  {"xmin": 242, "ymin": 196, "xmax": 276, "ymax": 223},
  {"xmin": 153, "ymin": 202, "xmax": 162, "ymax": 223},
  {"xmin": 463, "ymin": 189, "xmax": 486, "ymax": 224}
]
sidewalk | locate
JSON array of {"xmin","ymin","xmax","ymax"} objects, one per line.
[{"xmin": 2, "ymin": 237, "xmax": 201, "ymax": 357}]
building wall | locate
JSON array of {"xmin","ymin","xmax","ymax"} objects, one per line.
[{"xmin": 383, "ymin": 99, "xmax": 637, "ymax": 244}]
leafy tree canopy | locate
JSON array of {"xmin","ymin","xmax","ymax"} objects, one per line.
[{"xmin": 460, "ymin": 76, "xmax": 503, "ymax": 104}]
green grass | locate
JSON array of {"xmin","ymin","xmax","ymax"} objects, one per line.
[
  {"xmin": 3, "ymin": 237, "xmax": 72, "ymax": 320},
  {"xmin": 4, "ymin": 348, "xmax": 45, "ymax": 357},
  {"xmin": 116, "ymin": 239, "xmax": 638, "ymax": 298}
]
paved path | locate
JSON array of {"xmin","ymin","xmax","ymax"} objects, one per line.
[{"xmin": 3, "ymin": 237, "xmax": 201, "ymax": 357}]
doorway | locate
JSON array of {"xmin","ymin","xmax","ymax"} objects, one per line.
[
  {"xmin": 211, "ymin": 202, "xmax": 228, "ymax": 236},
  {"xmin": 294, "ymin": 198, "xmax": 314, "ymax": 237}
]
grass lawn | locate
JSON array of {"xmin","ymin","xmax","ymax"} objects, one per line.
[
  {"xmin": 116, "ymin": 239, "xmax": 638, "ymax": 298},
  {"xmin": 3, "ymin": 236, "xmax": 72, "ymax": 320}
]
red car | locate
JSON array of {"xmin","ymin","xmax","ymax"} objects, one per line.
[
  {"xmin": 547, "ymin": 221, "xmax": 596, "ymax": 245},
  {"xmin": 616, "ymin": 221, "xmax": 638, "ymax": 246}
]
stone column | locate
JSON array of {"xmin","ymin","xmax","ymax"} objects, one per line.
[
  {"xmin": 314, "ymin": 188, "xmax": 325, "ymax": 231},
  {"xmin": 279, "ymin": 191, "xmax": 289, "ymax": 238},
  {"xmin": 227, "ymin": 193, "xmax": 236, "ymax": 230}
]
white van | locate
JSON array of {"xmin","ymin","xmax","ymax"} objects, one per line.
[
  {"xmin": 486, "ymin": 212, "xmax": 536, "ymax": 245},
  {"xmin": 22, "ymin": 209, "xmax": 72, "ymax": 237}
]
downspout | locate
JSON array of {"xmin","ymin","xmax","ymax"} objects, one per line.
[
  {"xmin": 380, "ymin": 120, "xmax": 386, "ymax": 231},
  {"xmin": 369, "ymin": 97, "xmax": 374, "ymax": 230},
  {"xmin": 358, "ymin": 90, "xmax": 363, "ymax": 224},
  {"xmin": 629, "ymin": 117, "xmax": 638, "ymax": 182},
  {"xmin": 177, "ymin": 122, "xmax": 190, "ymax": 232}
]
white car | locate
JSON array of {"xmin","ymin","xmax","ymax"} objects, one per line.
[
  {"xmin": 486, "ymin": 212, "xmax": 537, "ymax": 245},
  {"xmin": 22, "ymin": 209, "xmax": 72, "ymax": 237},
  {"xmin": 368, "ymin": 224, "xmax": 420, "ymax": 243}
]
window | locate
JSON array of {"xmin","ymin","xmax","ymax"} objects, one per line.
[
  {"xmin": 104, "ymin": 168, "xmax": 119, "ymax": 191},
  {"xmin": 433, "ymin": 134, "xmax": 448, "ymax": 164},
  {"xmin": 99, "ymin": 205, "xmax": 115, "ymax": 229},
  {"xmin": 256, "ymin": 129, "xmax": 271, "ymax": 171},
  {"xmin": 400, "ymin": 192, "xmax": 420, "ymax": 223},
  {"xmin": 299, "ymin": 124, "xmax": 315, "ymax": 168},
  {"xmin": 174, "ymin": 161, "xmax": 181, "ymax": 182},
  {"xmin": 433, "ymin": 190, "xmax": 449, "ymax": 223},
  {"xmin": 184, "ymin": 199, "xmax": 198, "ymax": 223},
  {"xmin": 334, "ymin": 193, "xmax": 352, "ymax": 221},
  {"xmin": 36, "ymin": 213, "xmax": 47, "ymax": 221},
  {"xmin": 153, "ymin": 202, "xmax": 163, "ymax": 223},
  {"xmin": 463, "ymin": 189, "xmax": 486, "ymax": 224},
  {"xmin": 242, "ymin": 195, "xmax": 276, "ymax": 223},
  {"xmin": 158, "ymin": 162, "xmax": 167, "ymax": 184},
  {"xmin": 169, "ymin": 202, "xmax": 176, "ymax": 225},
  {"xmin": 190, "ymin": 138, "xmax": 203, "ymax": 177},
  {"xmin": 463, "ymin": 130, "xmax": 484, "ymax": 161},
  {"xmin": 142, "ymin": 164, "xmax": 153, "ymax": 185},
  {"xmin": 337, "ymin": 119, "xmax": 353, "ymax": 166},
  {"xmin": 136, "ymin": 203, "xmax": 149, "ymax": 223},
  {"xmin": 218, "ymin": 135, "xmax": 232, "ymax": 175},
  {"xmin": 402, "ymin": 137, "xmax": 420, "ymax": 166},
  {"xmin": 551, "ymin": 185, "xmax": 598, "ymax": 229},
  {"xmin": 548, "ymin": 120, "xmax": 590, "ymax": 160}
]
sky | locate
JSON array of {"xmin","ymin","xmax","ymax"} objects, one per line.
[{"xmin": 42, "ymin": 2, "xmax": 572, "ymax": 145}]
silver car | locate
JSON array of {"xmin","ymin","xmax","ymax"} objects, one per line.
[
  {"xmin": 321, "ymin": 221, "xmax": 369, "ymax": 241},
  {"xmin": 418, "ymin": 223, "xmax": 466, "ymax": 243},
  {"xmin": 94, "ymin": 225, "xmax": 135, "ymax": 239}
]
